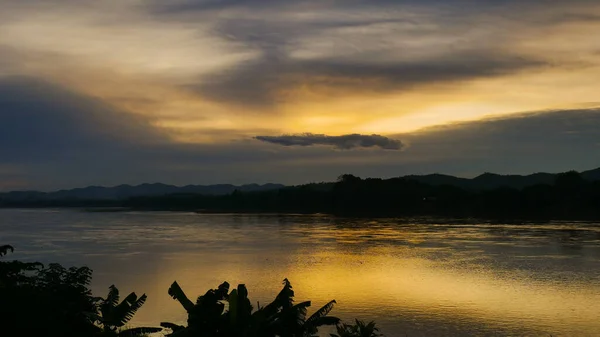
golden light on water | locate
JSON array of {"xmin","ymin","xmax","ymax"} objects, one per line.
[
  {"xmin": 56, "ymin": 215, "xmax": 596, "ymax": 336},
  {"xmin": 2, "ymin": 209, "xmax": 600, "ymax": 335},
  {"xmin": 124, "ymin": 242, "xmax": 600, "ymax": 336}
]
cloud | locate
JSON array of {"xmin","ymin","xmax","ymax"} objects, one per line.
[
  {"xmin": 170, "ymin": 0, "xmax": 555, "ymax": 107},
  {"xmin": 394, "ymin": 108, "xmax": 600, "ymax": 173},
  {"xmin": 254, "ymin": 133, "xmax": 403, "ymax": 150},
  {"xmin": 150, "ymin": 0, "xmax": 594, "ymax": 15},
  {"xmin": 192, "ymin": 51, "xmax": 545, "ymax": 107},
  {"xmin": 0, "ymin": 76, "xmax": 167, "ymax": 163},
  {"xmin": 0, "ymin": 75, "xmax": 345, "ymax": 189},
  {"xmin": 145, "ymin": 0, "xmax": 600, "ymax": 111},
  {"xmin": 3, "ymin": 0, "xmax": 600, "ymax": 135}
]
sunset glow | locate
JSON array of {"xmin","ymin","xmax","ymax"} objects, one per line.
[{"xmin": 2, "ymin": 0, "xmax": 600, "ymax": 189}]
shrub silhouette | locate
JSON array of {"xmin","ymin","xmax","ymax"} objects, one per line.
[
  {"xmin": 1, "ymin": 245, "xmax": 381, "ymax": 337},
  {"xmin": 0, "ymin": 245, "xmax": 98, "ymax": 337},
  {"xmin": 332, "ymin": 319, "xmax": 383, "ymax": 337},
  {"xmin": 0, "ymin": 245, "xmax": 161, "ymax": 337},
  {"xmin": 0, "ymin": 244, "xmax": 14, "ymax": 256},
  {"xmin": 162, "ymin": 278, "xmax": 340, "ymax": 337},
  {"xmin": 96, "ymin": 284, "xmax": 162, "ymax": 336}
]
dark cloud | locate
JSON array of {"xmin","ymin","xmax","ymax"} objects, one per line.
[
  {"xmin": 188, "ymin": 14, "xmax": 546, "ymax": 106},
  {"xmin": 255, "ymin": 133, "xmax": 403, "ymax": 150},
  {"xmin": 150, "ymin": 0, "xmax": 283, "ymax": 13},
  {"xmin": 397, "ymin": 108, "xmax": 600, "ymax": 173},
  {"xmin": 193, "ymin": 50, "xmax": 545, "ymax": 107},
  {"xmin": 0, "ymin": 77, "xmax": 167, "ymax": 163},
  {"xmin": 406, "ymin": 109, "xmax": 600, "ymax": 143},
  {"xmin": 150, "ymin": 0, "xmax": 590, "ymax": 14},
  {"xmin": 0, "ymin": 76, "xmax": 334, "ymax": 189},
  {"xmin": 148, "ymin": 0, "xmax": 599, "ymax": 107},
  {"xmin": 173, "ymin": 2, "xmax": 551, "ymax": 107}
]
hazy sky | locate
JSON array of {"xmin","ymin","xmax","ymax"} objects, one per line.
[{"xmin": 1, "ymin": 0, "xmax": 600, "ymax": 190}]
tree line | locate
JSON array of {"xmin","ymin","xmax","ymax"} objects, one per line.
[
  {"xmin": 2, "ymin": 171, "xmax": 600, "ymax": 219},
  {"xmin": 122, "ymin": 171, "xmax": 600, "ymax": 219}
]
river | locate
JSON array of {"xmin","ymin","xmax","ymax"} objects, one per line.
[{"xmin": 1, "ymin": 209, "xmax": 599, "ymax": 336}]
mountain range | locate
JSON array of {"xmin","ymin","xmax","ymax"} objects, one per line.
[
  {"xmin": 0, "ymin": 183, "xmax": 285, "ymax": 201},
  {"xmin": 1, "ymin": 167, "xmax": 599, "ymax": 201},
  {"xmin": 405, "ymin": 167, "xmax": 600, "ymax": 190}
]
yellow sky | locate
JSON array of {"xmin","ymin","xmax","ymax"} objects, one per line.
[{"xmin": 1, "ymin": 0, "xmax": 600, "ymax": 143}]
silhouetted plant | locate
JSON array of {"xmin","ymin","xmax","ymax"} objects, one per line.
[
  {"xmin": 0, "ymin": 246, "xmax": 99, "ymax": 337},
  {"xmin": 300, "ymin": 300, "xmax": 339, "ymax": 336},
  {"xmin": 261, "ymin": 279, "xmax": 340, "ymax": 337},
  {"xmin": 163, "ymin": 278, "xmax": 339, "ymax": 337},
  {"xmin": 331, "ymin": 319, "xmax": 383, "ymax": 337},
  {"xmin": 1, "ymin": 245, "xmax": 378, "ymax": 337},
  {"xmin": 0, "ymin": 244, "xmax": 14, "ymax": 256},
  {"xmin": 0, "ymin": 244, "xmax": 44, "ymax": 288},
  {"xmin": 96, "ymin": 284, "xmax": 162, "ymax": 336}
]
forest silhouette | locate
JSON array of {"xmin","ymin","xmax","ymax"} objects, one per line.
[
  {"xmin": 117, "ymin": 170, "xmax": 600, "ymax": 219},
  {"xmin": 3, "ymin": 170, "xmax": 599, "ymax": 220}
]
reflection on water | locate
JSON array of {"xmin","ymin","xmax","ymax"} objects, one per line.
[{"xmin": 1, "ymin": 209, "xmax": 599, "ymax": 336}]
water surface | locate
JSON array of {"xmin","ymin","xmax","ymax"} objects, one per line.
[{"xmin": 1, "ymin": 209, "xmax": 599, "ymax": 336}]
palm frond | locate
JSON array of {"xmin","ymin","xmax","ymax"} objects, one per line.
[
  {"xmin": 264, "ymin": 278, "xmax": 295, "ymax": 313},
  {"xmin": 129, "ymin": 294, "xmax": 147, "ymax": 316},
  {"xmin": 84, "ymin": 311, "xmax": 103, "ymax": 324},
  {"xmin": 306, "ymin": 300, "xmax": 337, "ymax": 326},
  {"xmin": 160, "ymin": 322, "xmax": 185, "ymax": 332},
  {"xmin": 106, "ymin": 285, "xmax": 120, "ymax": 307},
  {"xmin": 335, "ymin": 323, "xmax": 349, "ymax": 335},
  {"xmin": 291, "ymin": 300, "xmax": 311, "ymax": 322},
  {"xmin": 346, "ymin": 319, "xmax": 381, "ymax": 337},
  {"xmin": 301, "ymin": 300, "xmax": 339, "ymax": 336},
  {"xmin": 118, "ymin": 327, "xmax": 162, "ymax": 337},
  {"xmin": 168, "ymin": 281, "xmax": 195, "ymax": 312},
  {"xmin": 112, "ymin": 292, "xmax": 147, "ymax": 326},
  {"xmin": 310, "ymin": 316, "xmax": 340, "ymax": 327},
  {"xmin": 100, "ymin": 285, "xmax": 121, "ymax": 322},
  {"xmin": 280, "ymin": 278, "xmax": 294, "ymax": 309}
]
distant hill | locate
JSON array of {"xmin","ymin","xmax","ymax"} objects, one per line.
[
  {"xmin": 2, "ymin": 167, "xmax": 600, "ymax": 203},
  {"xmin": 405, "ymin": 168, "xmax": 600, "ymax": 190},
  {"xmin": 0, "ymin": 183, "xmax": 285, "ymax": 201},
  {"xmin": 581, "ymin": 167, "xmax": 600, "ymax": 181}
]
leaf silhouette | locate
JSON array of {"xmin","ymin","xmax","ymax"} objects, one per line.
[{"xmin": 168, "ymin": 281, "xmax": 195, "ymax": 312}]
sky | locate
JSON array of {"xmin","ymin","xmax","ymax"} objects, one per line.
[{"xmin": 1, "ymin": 0, "xmax": 600, "ymax": 191}]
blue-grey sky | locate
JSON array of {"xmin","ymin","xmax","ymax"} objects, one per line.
[{"xmin": 1, "ymin": 0, "xmax": 600, "ymax": 190}]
